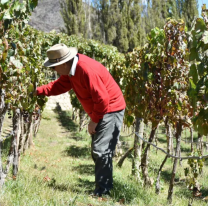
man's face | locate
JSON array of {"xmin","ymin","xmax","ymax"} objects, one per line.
[{"xmin": 51, "ymin": 63, "xmax": 70, "ymax": 76}]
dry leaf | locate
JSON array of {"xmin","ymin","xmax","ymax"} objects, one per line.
[
  {"xmin": 202, "ymin": 196, "xmax": 208, "ymax": 201},
  {"xmin": 119, "ymin": 198, "xmax": 125, "ymax": 204},
  {"xmin": 98, "ymin": 197, "xmax": 107, "ymax": 202},
  {"xmin": 43, "ymin": 176, "xmax": 51, "ymax": 181},
  {"xmin": 193, "ymin": 191, "xmax": 202, "ymax": 197}
]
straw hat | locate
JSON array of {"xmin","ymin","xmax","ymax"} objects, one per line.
[{"xmin": 44, "ymin": 43, "xmax": 78, "ymax": 67}]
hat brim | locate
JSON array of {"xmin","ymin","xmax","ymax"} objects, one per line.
[{"xmin": 44, "ymin": 47, "xmax": 78, "ymax": 68}]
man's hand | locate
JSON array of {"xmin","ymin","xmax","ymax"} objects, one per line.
[
  {"xmin": 33, "ymin": 90, "xmax": 37, "ymax": 96},
  {"xmin": 88, "ymin": 120, "xmax": 98, "ymax": 135},
  {"xmin": 29, "ymin": 90, "xmax": 37, "ymax": 98}
]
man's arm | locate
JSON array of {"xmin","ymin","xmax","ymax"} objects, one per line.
[{"xmin": 36, "ymin": 75, "xmax": 72, "ymax": 96}]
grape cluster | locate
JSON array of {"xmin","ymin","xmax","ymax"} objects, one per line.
[
  {"xmin": 184, "ymin": 150, "xmax": 205, "ymax": 191},
  {"xmin": 7, "ymin": 110, "xmax": 12, "ymax": 119},
  {"xmin": 23, "ymin": 111, "xmax": 30, "ymax": 123}
]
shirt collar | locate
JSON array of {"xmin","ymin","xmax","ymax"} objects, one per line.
[{"xmin": 69, "ymin": 55, "xmax": 78, "ymax": 76}]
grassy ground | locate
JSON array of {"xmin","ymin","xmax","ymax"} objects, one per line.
[{"xmin": 1, "ymin": 108, "xmax": 208, "ymax": 206}]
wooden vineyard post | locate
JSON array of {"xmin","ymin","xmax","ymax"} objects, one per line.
[
  {"xmin": 141, "ymin": 125, "xmax": 157, "ymax": 186},
  {"xmin": 132, "ymin": 117, "xmax": 144, "ymax": 181},
  {"xmin": 167, "ymin": 119, "xmax": 182, "ymax": 203}
]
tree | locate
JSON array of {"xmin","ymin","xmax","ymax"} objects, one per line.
[
  {"xmin": 145, "ymin": 0, "xmax": 179, "ymax": 34},
  {"xmin": 127, "ymin": 0, "xmax": 145, "ymax": 50},
  {"xmin": 107, "ymin": 0, "xmax": 120, "ymax": 45},
  {"xmin": 144, "ymin": 0, "xmax": 198, "ymax": 34},
  {"xmin": 181, "ymin": 0, "xmax": 199, "ymax": 29},
  {"xmin": 106, "ymin": 0, "xmax": 144, "ymax": 52},
  {"xmin": 60, "ymin": 0, "xmax": 199, "ymax": 53},
  {"xmin": 60, "ymin": 0, "xmax": 86, "ymax": 37},
  {"xmin": 60, "ymin": 0, "xmax": 146, "ymax": 52}
]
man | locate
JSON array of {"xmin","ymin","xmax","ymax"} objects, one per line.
[{"xmin": 36, "ymin": 43, "xmax": 126, "ymax": 197}]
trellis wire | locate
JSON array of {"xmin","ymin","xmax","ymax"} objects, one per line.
[{"xmin": 135, "ymin": 132, "xmax": 208, "ymax": 160}]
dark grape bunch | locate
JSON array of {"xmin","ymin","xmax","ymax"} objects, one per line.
[
  {"xmin": 23, "ymin": 111, "xmax": 30, "ymax": 123},
  {"xmin": 7, "ymin": 110, "xmax": 12, "ymax": 119}
]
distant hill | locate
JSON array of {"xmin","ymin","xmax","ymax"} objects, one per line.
[{"xmin": 28, "ymin": 0, "xmax": 65, "ymax": 33}]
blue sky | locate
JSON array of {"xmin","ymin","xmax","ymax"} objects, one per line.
[{"xmin": 198, "ymin": 0, "xmax": 208, "ymax": 15}]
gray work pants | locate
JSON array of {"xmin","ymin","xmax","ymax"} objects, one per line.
[{"xmin": 91, "ymin": 109, "xmax": 125, "ymax": 195}]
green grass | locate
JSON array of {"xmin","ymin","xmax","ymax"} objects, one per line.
[{"xmin": 1, "ymin": 109, "xmax": 208, "ymax": 205}]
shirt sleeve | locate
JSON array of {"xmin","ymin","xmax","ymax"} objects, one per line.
[
  {"xmin": 82, "ymin": 69, "xmax": 109, "ymax": 123},
  {"xmin": 36, "ymin": 75, "xmax": 72, "ymax": 96}
]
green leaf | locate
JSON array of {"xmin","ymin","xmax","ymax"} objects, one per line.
[
  {"xmin": 189, "ymin": 64, "xmax": 198, "ymax": 84},
  {"xmin": 3, "ymin": 10, "xmax": 12, "ymax": 20},
  {"xmin": 37, "ymin": 98, "xmax": 43, "ymax": 106},
  {"xmin": 168, "ymin": 41, "xmax": 172, "ymax": 50},
  {"xmin": 29, "ymin": 0, "xmax": 38, "ymax": 11},
  {"xmin": 12, "ymin": 1, "xmax": 20, "ymax": 11},
  {"xmin": 198, "ymin": 63, "xmax": 204, "ymax": 76},
  {"xmin": 126, "ymin": 115, "xmax": 134, "ymax": 127},
  {"xmin": 146, "ymin": 54, "xmax": 153, "ymax": 60},
  {"xmin": 2, "ymin": 52, "xmax": 7, "ymax": 61},
  {"xmin": 189, "ymin": 48, "xmax": 198, "ymax": 61},
  {"xmin": 147, "ymin": 72, "xmax": 153, "ymax": 81},
  {"xmin": 195, "ymin": 32, "xmax": 203, "ymax": 40},
  {"xmin": 188, "ymin": 78, "xmax": 197, "ymax": 109},
  {"xmin": 21, "ymin": 100, "xmax": 28, "ymax": 110},
  {"xmin": 7, "ymin": 49, "xmax": 15, "ymax": 58},
  {"xmin": 189, "ymin": 79, "xmax": 196, "ymax": 90},
  {"xmin": 32, "ymin": 0, "xmax": 38, "ymax": 8},
  {"xmin": 204, "ymin": 50, "xmax": 208, "ymax": 57},
  {"xmin": 195, "ymin": 18, "xmax": 206, "ymax": 32},
  {"xmin": 10, "ymin": 56, "xmax": 23, "ymax": 69},
  {"xmin": 11, "ymin": 42, "xmax": 16, "ymax": 50},
  {"xmin": 202, "ymin": 31, "xmax": 208, "ymax": 44},
  {"xmin": 177, "ymin": 102, "xmax": 182, "ymax": 111},
  {"xmin": 184, "ymin": 168, "xmax": 189, "ymax": 176},
  {"xmin": 173, "ymin": 82, "xmax": 179, "ymax": 89},
  {"xmin": 28, "ymin": 83, "xmax": 34, "ymax": 93},
  {"xmin": 1, "ymin": 0, "xmax": 10, "ymax": 4}
]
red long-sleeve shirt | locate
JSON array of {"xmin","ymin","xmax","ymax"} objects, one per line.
[{"xmin": 37, "ymin": 53, "xmax": 126, "ymax": 123}]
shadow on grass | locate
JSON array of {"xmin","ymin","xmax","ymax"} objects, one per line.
[
  {"xmin": 67, "ymin": 135, "xmax": 86, "ymax": 141},
  {"xmin": 48, "ymin": 178, "xmax": 71, "ymax": 191},
  {"xmin": 48, "ymin": 183, "xmax": 69, "ymax": 191},
  {"xmin": 157, "ymin": 137, "xmax": 167, "ymax": 144},
  {"xmin": 47, "ymin": 169, "xmax": 94, "ymax": 194},
  {"xmin": 53, "ymin": 103, "xmax": 78, "ymax": 132},
  {"xmin": 73, "ymin": 164, "xmax": 94, "ymax": 176},
  {"xmin": 74, "ymin": 175, "xmax": 144, "ymax": 204},
  {"xmin": 160, "ymin": 168, "xmax": 183, "ymax": 183},
  {"xmin": 111, "ymin": 177, "xmax": 143, "ymax": 203},
  {"xmin": 200, "ymin": 187, "xmax": 208, "ymax": 197},
  {"xmin": 159, "ymin": 170, "xmax": 196, "ymax": 200},
  {"xmin": 160, "ymin": 170, "xmax": 172, "ymax": 183},
  {"xmin": 47, "ymin": 178, "xmax": 94, "ymax": 194},
  {"xmin": 174, "ymin": 185, "xmax": 208, "ymax": 202},
  {"xmin": 70, "ymin": 178, "xmax": 95, "ymax": 194},
  {"xmin": 63, "ymin": 145, "xmax": 90, "ymax": 158},
  {"xmin": 174, "ymin": 188, "xmax": 192, "ymax": 200},
  {"xmin": 180, "ymin": 146, "xmax": 192, "ymax": 153}
]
